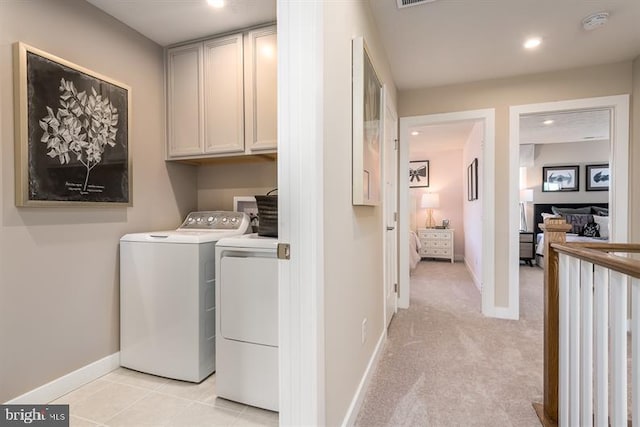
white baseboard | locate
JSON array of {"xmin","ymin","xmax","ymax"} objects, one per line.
[
  {"xmin": 341, "ymin": 330, "xmax": 386, "ymax": 427},
  {"xmin": 486, "ymin": 305, "xmax": 519, "ymax": 320},
  {"xmin": 6, "ymin": 352, "xmax": 120, "ymax": 404},
  {"xmin": 463, "ymin": 257, "xmax": 482, "ymax": 292}
]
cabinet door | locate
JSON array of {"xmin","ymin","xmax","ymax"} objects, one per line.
[
  {"xmin": 203, "ymin": 34, "xmax": 245, "ymax": 154},
  {"xmin": 167, "ymin": 43, "xmax": 204, "ymax": 157},
  {"xmin": 244, "ymin": 26, "xmax": 277, "ymax": 152}
]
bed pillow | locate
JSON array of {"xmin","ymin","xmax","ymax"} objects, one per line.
[
  {"xmin": 563, "ymin": 213, "xmax": 594, "ymax": 235},
  {"xmin": 551, "ymin": 206, "xmax": 591, "ymax": 215},
  {"xmin": 582, "ymin": 222, "xmax": 600, "ymax": 238},
  {"xmin": 541, "ymin": 212, "xmax": 561, "ymax": 221},
  {"xmin": 593, "ymin": 215, "xmax": 609, "ymax": 240},
  {"xmin": 591, "ymin": 206, "xmax": 609, "ymax": 216}
]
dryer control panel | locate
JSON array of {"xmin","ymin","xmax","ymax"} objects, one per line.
[{"xmin": 178, "ymin": 211, "xmax": 249, "ymax": 231}]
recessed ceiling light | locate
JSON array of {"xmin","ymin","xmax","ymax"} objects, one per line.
[
  {"xmin": 411, "ymin": 131, "xmax": 420, "ymax": 136},
  {"xmin": 207, "ymin": 0, "xmax": 224, "ymax": 8},
  {"xmin": 524, "ymin": 37, "xmax": 542, "ymax": 49},
  {"xmin": 543, "ymin": 119, "xmax": 554, "ymax": 125}
]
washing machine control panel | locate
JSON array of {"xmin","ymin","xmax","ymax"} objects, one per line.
[{"xmin": 178, "ymin": 211, "xmax": 249, "ymax": 231}]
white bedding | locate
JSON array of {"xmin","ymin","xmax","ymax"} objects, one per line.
[
  {"xmin": 409, "ymin": 231, "xmax": 422, "ymax": 270},
  {"xmin": 536, "ymin": 233, "xmax": 607, "ymax": 256}
]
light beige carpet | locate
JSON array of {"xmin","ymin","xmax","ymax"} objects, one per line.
[{"xmin": 355, "ymin": 261, "xmax": 544, "ymax": 427}]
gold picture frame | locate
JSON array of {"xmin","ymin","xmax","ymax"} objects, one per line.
[{"xmin": 13, "ymin": 42, "xmax": 132, "ymax": 207}]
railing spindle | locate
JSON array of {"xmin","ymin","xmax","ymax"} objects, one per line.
[
  {"xmin": 593, "ymin": 265, "xmax": 609, "ymax": 427},
  {"xmin": 568, "ymin": 257, "xmax": 581, "ymax": 425},
  {"xmin": 580, "ymin": 261, "xmax": 594, "ymax": 427},
  {"xmin": 610, "ymin": 270, "xmax": 628, "ymax": 427},
  {"xmin": 559, "ymin": 253, "xmax": 570, "ymax": 427}
]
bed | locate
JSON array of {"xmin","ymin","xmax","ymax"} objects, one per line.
[
  {"xmin": 533, "ymin": 203, "xmax": 609, "ymax": 258},
  {"xmin": 409, "ymin": 231, "xmax": 422, "ymax": 271}
]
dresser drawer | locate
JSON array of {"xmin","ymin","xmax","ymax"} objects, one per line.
[
  {"xmin": 519, "ymin": 233, "xmax": 534, "ymax": 243},
  {"xmin": 418, "ymin": 230, "xmax": 450, "ymax": 240},
  {"xmin": 425, "ymin": 240, "xmax": 451, "ymax": 249},
  {"xmin": 421, "ymin": 247, "xmax": 452, "ymax": 257},
  {"xmin": 519, "ymin": 243, "xmax": 534, "ymax": 257}
]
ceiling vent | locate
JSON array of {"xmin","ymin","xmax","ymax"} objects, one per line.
[{"xmin": 397, "ymin": 0, "xmax": 438, "ymax": 9}]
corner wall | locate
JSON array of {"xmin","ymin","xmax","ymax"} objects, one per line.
[
  {"xmin": 463, "ymin": 122, "xmax": 483, "ymax": 286},
  {"xmin": 321, "ymin": 1, "xmax": 397, "ymax": 425},
  {"xmin": 0, "ymin": 0, "xmax": 197, "ymax": 402},
  {"xmin": 399, "ymin": 61, "xmax": 633, "ymax": 308}
]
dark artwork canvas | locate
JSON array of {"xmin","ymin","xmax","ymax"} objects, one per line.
[{"xmin": 25, "ymin": 50, "xmax": 129, "ymax": 204}]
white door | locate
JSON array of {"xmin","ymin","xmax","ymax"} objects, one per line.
[{"xmin": 384, "ymin": 93, "xmax": 398, "ymax": 328}]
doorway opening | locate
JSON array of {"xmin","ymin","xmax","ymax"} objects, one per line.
[
  {"xmin": 399, "ymin": 109, "xmax": 497, "ymax": 317},
  {"xmin": 508, "ymin": 95, "xmax": 630, "ymax": 319}
]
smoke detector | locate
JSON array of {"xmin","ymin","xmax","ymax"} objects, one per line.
[
  {"xmin": 397, "ymin": 0, "xmax": 439, "ymax": 9},
  {"xmin": 582, "ymin": 12, "xmax": 609, "ymax": 31}
]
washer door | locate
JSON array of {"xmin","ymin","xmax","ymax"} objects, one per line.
[{"xmin": 219, "ymin": 255, "xmax": 278, "ymax": 347}]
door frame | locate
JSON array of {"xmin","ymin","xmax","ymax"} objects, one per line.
[
  {"xmin": 508, "ymin": 95, "xmax": 630, "ymax": 319},
  {"xmin": 398, "ymin": 109, "xmax": 496, "ymax": 316},
  {"xmin": 382, "ymin": 85, "xmax": 398, "ymax": 328},
  {"xmin": 277, "ymin": 1, "xmax": 325, "ymax": 425}
]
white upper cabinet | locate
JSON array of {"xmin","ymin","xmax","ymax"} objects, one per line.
[
  {"xmin": 166, "ymin": 25, "xmax": 277, "ymax": 160},
  {"xmin": 203, "ymin": 34, "xmax": 245, "ymax": 155},
  {"xmin": 167, "ymin": 43, "xmax": 204, "ymax": 157},
  {"xmin": 244, "ymin": 26, "xmax": 277, "ymax": 152}
]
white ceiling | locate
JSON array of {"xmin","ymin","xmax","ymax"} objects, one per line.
[
  {"xmin": 409, "ymin": 121, "xmax": 477, "ymax": 160},
  {"xmin": 369, "ymin": 0, "xmax": 640, "ymax": 90},
  {"xmin": 519, "ymin": 109, "xmax": 610, "ymax": 145},
  {"xmin": 86, "ymin": 0, "xmax": 276, "ymax": 46},
  {"xmin": 86, "ymin": 0, "xmax": 640, "ymax": 91}
]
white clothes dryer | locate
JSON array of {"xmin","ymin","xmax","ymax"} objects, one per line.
[
  {"xmin": 119, "ymin": 211, "xmax": 249, "ymax": 383},
  {"xmin": 215, "ymin": 234, "xmax": 279, "ymax": 411}
]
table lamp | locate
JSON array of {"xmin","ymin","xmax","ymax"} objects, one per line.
[
  {"xmin": 519, "ymin": 188, "xmax": 534, "ymax": 232},
  {"xmin": 421, "ymin": 193, "xmax": 440, "ymax": 228}
]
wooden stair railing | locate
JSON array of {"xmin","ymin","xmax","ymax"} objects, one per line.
[{"xmin": 533, "ymin": 217, "xmax": 640, "ymax": 427}]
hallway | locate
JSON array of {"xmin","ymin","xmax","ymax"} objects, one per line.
[{"xmin": 356, "ymin": 262, "xmax": 544, "ymax": 426}]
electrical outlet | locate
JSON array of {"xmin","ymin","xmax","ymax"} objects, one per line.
[{"xmin": 361, "ymin": 318, "xmax": 367, "ymax": 344}]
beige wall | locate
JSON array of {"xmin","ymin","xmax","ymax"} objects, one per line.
[
  {"xmin": 196, "ymin": 160, "xmax": 277, "ymax": 210},
  {"xmin": 400, "ymin": 61, "xmax": 633, "ymax": 308},
  {"xmin": 322, "ymin": 1, "xmax": 397, "ymax": 425},
  {"xmin": 0, "ymin": 0, "xmax": 197, "ymax": 402},
  {"xmin": 463, "ymin": 122, "xmax": 484, "ymax": 284}
]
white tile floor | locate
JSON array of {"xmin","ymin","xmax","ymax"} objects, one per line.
[{"xmin": 51, "ymin": 368, "xmax": 278, "ymax": 427}]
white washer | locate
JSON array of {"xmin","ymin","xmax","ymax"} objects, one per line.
[
  {"xmin": 215, "ymin": 234, "xmax": 279, "ymax": 411},
  {"xmin": 119, "ymin": 211, "xmax": 250, "ymax": 383}
]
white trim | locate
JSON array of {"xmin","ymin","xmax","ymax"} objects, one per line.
[
  {"xmin": 508, "ymin": 95, "xmax": 630, "ymax": 319},
  {"xmin": 399, "ymin": 109, "xmax": 496, "ymax": 318},
  {"xmin": 5, "ymin": 353, "xmax": 120, "ymax": 404},
  {"xmin": 277, "ymin": 2, "xmax": 325, "ymax": 426},
  {"xmin": 382, "ymin": 85, "xmax": 399, "ymax": 328},
  {"xmin": 340, "ymin": 331, "xmax": 386, "ymax": 427},
  {"xmin": 464, "ymin": 257, "xmax": 482, "ymax": 292}
]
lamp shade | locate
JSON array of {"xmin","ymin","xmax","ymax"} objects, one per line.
[
  {"xmin": 519, "ymin": 188, "xmax": 534, "ymax": 203},
  {"xmin": 421, "ymin": 193, "xmax": 440, "ymax": 209}
]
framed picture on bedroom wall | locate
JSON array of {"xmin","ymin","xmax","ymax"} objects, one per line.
[
  {"xmin": 409, "ymin": 160, "xmax": 429, "ymax": 188},
  {"xmin": 467, "ymin": 158, "xmax": 478, "ymax": 201},
  {"xmin": 542, "ymin": 165, "xmax": 579, "ymax": 192},
  {"xmin": 586, "ymin": 164, "xmax": 610, "ymax": 191}
]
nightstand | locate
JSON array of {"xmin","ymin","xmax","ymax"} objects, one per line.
[
  {"xmin": 417, "ymin": 228, "xmax": 454, "ymax": 263},
  {"xmin": 519, "ymin": 231, "xmax": 535, "ymax": 266}
]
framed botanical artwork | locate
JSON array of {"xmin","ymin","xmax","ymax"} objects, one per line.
[
  {"xmin": 467, "ymin": 158, "xmax": 478, "ymax": 201},
  {"xmin": 409, "ymin": 160, "xmax": 429, "ymax": 188},
  {"xmin": 542, "ymin": 165, "xmax": 579, "ymax": 192},
  {"xmin": 13, "ymin": 42, "xmax": 131, "ymax": 207},
  {"xmin": 586, "ymin": 163, "xmax": 610, "ymax": 191},
  {"xmin": 352, "ymin": 36, "xmax": 382, "ymax": 206}
]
